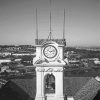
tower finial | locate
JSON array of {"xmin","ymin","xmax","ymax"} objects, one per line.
[
  {"xmin": 36, "ymin": 8, "xmax": 38, "ymax": 40},
  {"xmin": 63, "ymin": 8, "xmax": 65, "ymax": 39}
]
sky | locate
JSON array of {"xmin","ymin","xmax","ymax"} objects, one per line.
[{"xmin": 0, "ymin": 0, "xmax": 100, "ymax": 47}]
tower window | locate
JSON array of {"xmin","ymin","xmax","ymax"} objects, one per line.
[{"xmin": 44, "ymin": 74, "xmax": 55, "ymax": 94}]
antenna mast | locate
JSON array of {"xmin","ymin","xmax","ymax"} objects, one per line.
[
  {"xmin": 63, "ymin": 8, "xmax": 65, "ymax": 39},
  {"xmin": 48, "ymin": 0, "xmax": 52, "ymax": 40},
  {"xmin": 50, "ymin": 11, "xmax": 51, "ymax": 39},
  {"xmin": 36, "ymin": 8, "xmax": 38, "ymax": 40}
]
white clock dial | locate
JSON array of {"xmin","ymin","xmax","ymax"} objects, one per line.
[{"xmin": 43, "ymin": 45, "xmax": 57, "ymax": 58}]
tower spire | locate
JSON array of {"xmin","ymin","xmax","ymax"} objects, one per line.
[
  {"xmin": 36, "ymin": 8, "xmax": 38, "ymax": 40},
  {"xmin": 63, "ymin": 8, "xmax": 65, "ymax": 39}
]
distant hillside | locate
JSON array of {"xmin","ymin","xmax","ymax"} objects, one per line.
[
  {"xmin": 0, "ymin": 45, "xmax": 36, "ymax": 53},
  {"xmin": 64, "ymin": 47, "xmax": 100, "ymax": 59}
]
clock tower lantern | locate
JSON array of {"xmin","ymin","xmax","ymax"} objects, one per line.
[{"xmin": 33, "ymin": 39, "xmax": 66, "ymax": 100}]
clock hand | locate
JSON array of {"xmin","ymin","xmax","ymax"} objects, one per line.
[{"xmin": 49, "ymin": 50, "xmax": 54, "ymax": 53}]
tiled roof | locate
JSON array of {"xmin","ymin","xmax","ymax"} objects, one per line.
[
  {"xmin": 0, "ymin": 77, "xmax": 100, "ymax": 100},
  {"xmin": 0, "ymin": 77, "xmax": 36, "ymax": 100},
  {"xmin": 74, "ymin": 78, "xmax": 100, "ymax": 100},
  {"xmin": 11, "ymin": 77, "xmax": 36, "ymax": 98},
  {"xmin": 11, "ymin": 77, "xmax": 91, "ymax": 97},
  {"xmin": 63, "ymin": 77, "xmax": 91, "ymax": 96}
]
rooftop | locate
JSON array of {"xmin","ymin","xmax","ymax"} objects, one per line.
[{"xmin": 0, "ymin": 77, "xmax": 92, "ymax": 100}]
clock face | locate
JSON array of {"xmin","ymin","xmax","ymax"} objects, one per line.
[{"xmin": 43, "ymin": 45, "xmax": 57, "ymax": 58}]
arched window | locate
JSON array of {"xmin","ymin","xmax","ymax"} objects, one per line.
[{"xmin": 44, "ymin": 74, "xmax": 55, "ymax": 94}]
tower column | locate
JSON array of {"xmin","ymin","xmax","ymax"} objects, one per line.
[
  {"xmin": 35, "ymin": 67, "xmax": 45, "ymax": 100},
  {"xmin": 55, "ymin": 69, "xmax": 64, "ymax": 100}
]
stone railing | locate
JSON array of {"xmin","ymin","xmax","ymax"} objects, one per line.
[{"xmin": 35, "ymin": 39, "xmax": 66, "ymax": 46}]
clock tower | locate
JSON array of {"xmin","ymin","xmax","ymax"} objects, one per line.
[{"xmin": 33, "ymin": 39, "xmax": 66, "ymax": 100}]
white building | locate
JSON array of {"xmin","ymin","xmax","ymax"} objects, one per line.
[{"xmin": 0, "ymin": 59, "xmax": 11, "ymax": 64}]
